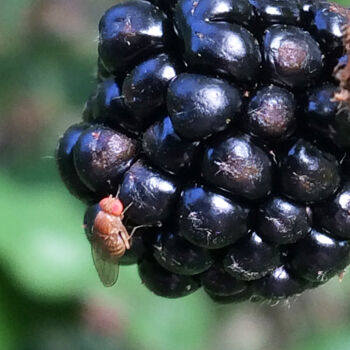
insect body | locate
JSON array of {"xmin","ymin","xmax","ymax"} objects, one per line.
[{"xmin": 92, "ymin": 196, "xmax": 130, "ymax": 287}]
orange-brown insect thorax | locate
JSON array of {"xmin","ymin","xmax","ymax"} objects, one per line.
[
  {"xmin": 94, "ymin": 211, "xmax": 115, "ymax": 236},
  {"xmin": 99, "ymin": 197, "xmax": 124, "ymax": 217},
  {"xmin": 93, "ymin": 212, "xmax": 130, "ymax": 259}
]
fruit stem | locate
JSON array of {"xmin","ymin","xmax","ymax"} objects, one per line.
[{"xmin": 334, "ymin": 12, "xmax": 350, "ymax": 107}]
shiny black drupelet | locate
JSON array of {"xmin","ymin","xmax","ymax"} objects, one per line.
[
  {"xmin": 73, "ymin": 125, "xmax": 139, "ymax": 195},
  {"xmin": 202, "ymin": 135, "xmax": 273, "ymax": 200},
  {"xmin": 244, "ymin": 85, "xmax": 296, "ymax": 141},
  {"xmin": 56, "ymin": 0, "xmax": 350, "ymax": 301},
  {"xmin": 152, "ymin": 230, "xmax": 214, "ymax": 275},
  {"xmin": 313, "ymin": 182, "xmax": 350, "ymax": 240},
  {"xmin": 289, "ymin": 229, "xmax": 350, "ymax": 283},
  {"xmin": 142, "ymin": 116, "xmax": 200, "ymax": 175},
  {"xmin": 201, "ymin": 263, "xmax": 247, "ymax": 297},
  {"xmin": 223, "ymin": 232, "xmax": 281, "ymax": 281},
  {"xmin": 138, "ymin": 256, "xmax": 201, "ymax": 298},
  {"xmin": 256, "ymin": 197, "xmax": 311, "ymax": 244},
  {"xmin": 56, "ymin": 123, "xmax": 98, "ymax": 204},
  {"xmin": 167, "ymin": 73, "xmax": 242, "ymax": 140},
  {"xmin": 279, "ymin": 140, "xmax": 341, "ymax": 203},
  {"xmin": 178, "ymin": 186, "xmax": 250, "ymax": 248}
]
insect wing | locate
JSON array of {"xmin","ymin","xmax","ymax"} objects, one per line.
[{"xmin": 91, "ymin": 240, "xmax": 119, "ymax": 287}]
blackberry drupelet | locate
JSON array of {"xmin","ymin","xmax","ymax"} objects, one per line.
[
  {"xmin": 202, "ymin": 135, "xmax": 273, "ymax": 200},
  {"xmin": 243, "ymin": 85, "xmax": 296, "ymax": 140},
  {"xmin": 263, "ymin": 24, "xmax": 324, "ymax": 88},
  {"xmin": 56, "ymin": 0, "xmax": 350, "ymax": 302},
  {"xmin": 167, "ymin": 73, "xmax": 242, "ymax": 140},
  {"xmin": 256, "ymin": 197, "xmax": 312, "ymax": 244},
  {"xmin": 289, "ymin": 229, "xmax": 350, "ymax": 282},
  {"xmin": 223, "ymin": 232, "xmax": 281, "ymax": 281},
  {"xmin": 152, "ymin": 230, "xmax": 214, "ymax": 275},
  {"xmin": 142, "ymin": 116, "xmax": 200, "ymax": 175},
  {"xmin": 138, "ymin": 256, "xmax": 201, "ymax": 298},
  {"xmin": 201, "ymin": 263, "xmax": 247, "ymax": 297},
  {"xmin": 123, "ymin": 54, "xmax": 179, "ymax": 127},
  {"xmin": 279, "ymin": 139, "xmax": 341, "ymax": 203},
  {"xmin": 56, "ymin": 123, "xmax": 98, "ymax": 204},
  {"xmin": 313, "ymin": 182, "xmax": 350, "ymax": 239},
  {"xmin": 73, "ymin": 125, "xmax": 139, "ymax": 195},
  {"xmin": 119, "ymin": 160, "xmax": 179, "ymax": 225},
  {"xmin": 178, "ymin": 186, "xmax": 250, "ymax": 248},
  {"xmin": 253, "ymin": 266, "xmax": 311, "ymax": 301}
]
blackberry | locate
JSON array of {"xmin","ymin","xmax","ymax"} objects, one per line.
[
  {"xmin": 304, "ymin": 84, "xmax": 350, "ymax": 148},
  {"xmin": 305, "ymin": 83, "xmax": 338, "ymax": 122},
  {"xmin": 310, "ymin": 2, "xmax": 349, "ymax": 57},
  {"xmin": 123, "ymin": 54, "xmax": 179, "ymax": 127},
  {"xmin": 200, "ymin": 263, "xmax": 247, "ymax": 296},
  {"xmin": 279, "ymin": 139, "xmax": 341, "ymax": 203},
  {"xmin": 178, "ymin": 186, "xmax": 250, "ymax": 248},
  {"xmin": 56, "ymin": 0, "xmax": 350, "ymax": 302},
  {"xmin": 152, "ymin": 230, "xmax": 214, "ymax": 275},
  {"xmin": 98, "ymin": 0, "xmax": 170, "ymax": 76},
  {"xmin": 263, "ymin": 25, "xmax": 324, "ymax": 88},
  {"xmin": 119, "ymin": 160, "xmax": 179, "ymax": 225},
  {"xmin": 206, "ymin": 288, "xmax": 258, "ymax": 304},
  {"xmin": 175, "ymin": 4, "xmax": 262, "ymax": 83},
  {"xmin": 289, "ymin": 229, "xmax": 350, "ymax": 282},
  {"xmin": 86, "ymin": 78, "xmax": 139, "ymax": 133},
  {"xmin": 56, "ymin": 123, "xmax": 98, "ymax": 204},
  {"xmin": 256, "ymin": 197, "xmax": 311, "ymax": 244},
  {"xmin": 313, "ymin": 182, "xmax": 350, "ymax": 239},
  {"xmin": 138, "ymin": 256, "xmax": 201, "ymax": 298},
  {"xmin": 253, "ymin": 266, "xmax": 311, "ymax": 300},
  {"xmin": 167, "ymin": 73, "xmax": 242, "ymax": 140},
  {"xmin": 142, "ymin": 116, "xmax": 200, "ymax": 175},
  {"xmin": 185, "ymin": 0, "xmax": 255, "ymax": 27},
  {"xmin": 249, "ymin": 0, "xmax": 302, "ymax": 26},
  {"xmin": 223, "ymin": 232, "xmax": 281, "ymax": 281},
  {"xmin": 243, "ymin": 85, "xmax": 296, "ymax": 140},
  {"xmin": 73, "ymin": 125, "xmax": 139, "ymax": 195},
  {"xmin": 202, "ymin": 135, "xmax": 273, "ymax": 200}
]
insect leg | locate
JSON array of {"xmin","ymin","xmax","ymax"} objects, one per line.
[
  {"xmin": 122, "ymin": 201, "xmax": 133, "ymax": 215},
  {"xmin": 129, "ymin": 224, "xmax": 154, "ymax": 238},
  {"xmin": 119, "ymin": 230, "xmax": 131, "ymax": 250},
  {"xmin": 115, "ymin": 184, "xmax": 121, "ymax": 199}
]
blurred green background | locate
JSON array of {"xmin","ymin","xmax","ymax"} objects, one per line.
[{"xmin": 1, "ymin": 0, "xmax": 350, "ymax": 349}]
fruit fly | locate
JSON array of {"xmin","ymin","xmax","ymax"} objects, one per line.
[{"xmin": 91, "ymin": 196, "xmax": 131, "ymax": 287}]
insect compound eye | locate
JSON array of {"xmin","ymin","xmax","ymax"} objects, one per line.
[
  {"xmin": 111, "ymin": 199, "xmax": 124, "ymax": 216},
  {"xmin": 99, "ymin": 197, "xmax": 124, "ymax": 216}
]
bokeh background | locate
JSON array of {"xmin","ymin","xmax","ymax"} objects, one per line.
[{"xmin": 1, "ymin": 0, "xmax": 350, "ymax": 349}]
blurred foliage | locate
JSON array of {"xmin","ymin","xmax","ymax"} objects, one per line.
[{"xmin": 1, "ymin": 0, "xmax": 350, "ymax": 350}]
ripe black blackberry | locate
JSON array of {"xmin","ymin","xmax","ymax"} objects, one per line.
[{"xmin": 56, "ymin": 0, "xmax": 350, "ymax": 302}]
